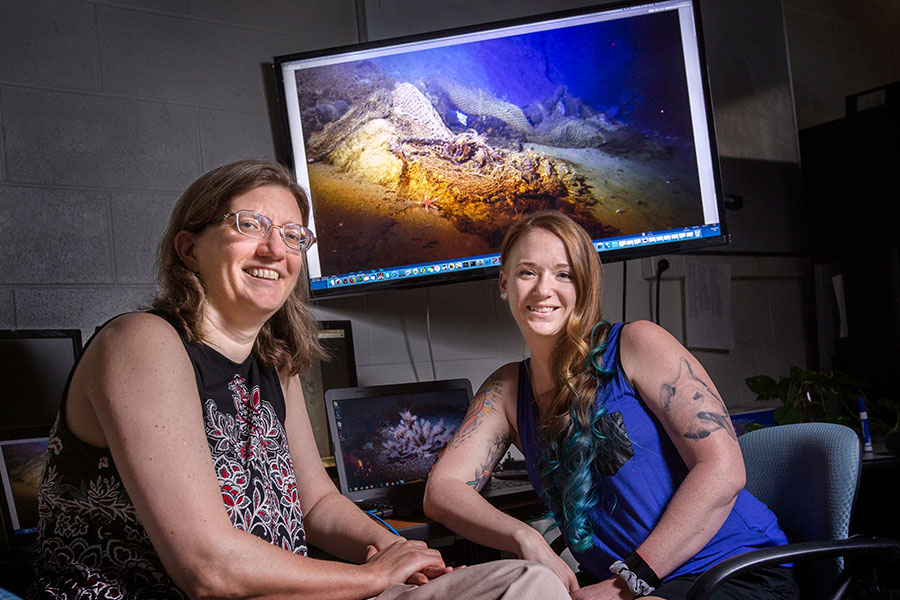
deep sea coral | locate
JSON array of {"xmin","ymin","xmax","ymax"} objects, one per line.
[{"xmin": 381, "ymin": 410, "xmax": 455, "ymax": 461}]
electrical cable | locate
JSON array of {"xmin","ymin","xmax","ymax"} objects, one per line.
[
  {"xmin": 654, "ymin": 259, "xmax": 670, "ymax": 325},
  {"xmin": 622, "ymin": 261, "xmax": 628, "ymax": 323},
  {"xmin": 365, "ymin": 510, "xmax": 400, "ymax": 535},
  {"xmin": 425, "ymin": 290, "xmax": 437, "ymax": 381}
]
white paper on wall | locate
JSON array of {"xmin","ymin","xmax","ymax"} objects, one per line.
[{"xmin": 686, "ymin": 261, "xmax": 733, "ymax": 350}]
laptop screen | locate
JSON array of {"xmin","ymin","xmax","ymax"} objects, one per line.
[{"xmin": 326, "ymin": 379, "xmax": 472, "ymax": 506}]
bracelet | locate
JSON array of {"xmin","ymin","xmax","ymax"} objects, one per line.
[
  {"xmin": 625, "ymin": 550, "xmax": 662, "ymax": 589},
  {"xmin": 609, "ymin": 551, "xmax": 660, "ymax": 597},
  {"xmin": 609, "ymin": 561, "xmax": 654, "ymax": 597}
]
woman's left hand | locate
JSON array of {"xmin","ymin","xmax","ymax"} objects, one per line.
[
  {"xmin": 571, "ymin": 577, "xmax": 635, "ymax": 600},
  {"xmin": 364, "ymin": 544, "xmax": 455, "ymax": 585},
  {"xmin": 406, "ymin": 565, "xmax": 458, "ymax": 585}
]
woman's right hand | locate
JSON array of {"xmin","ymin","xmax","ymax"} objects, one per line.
[
  {"xmin": 363, "ymin": 540, "xmax": 447, "ymax": 588},
  {"xmin": 514, "ymin": 526, "xmax": 581, "ymax": 593}
]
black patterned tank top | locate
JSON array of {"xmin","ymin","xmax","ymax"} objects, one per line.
[{"xmin": 29, "ymin": 314, "xmax": 307, "ymax": 599}]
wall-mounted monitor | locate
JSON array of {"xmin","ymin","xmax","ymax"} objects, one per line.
[{"xmin": 275, "ymin": 0, "xmax": 727, "ymax": 298}]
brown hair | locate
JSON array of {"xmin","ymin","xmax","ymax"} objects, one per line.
[
  {"xmin": 152, "ymin": 159, "xmax": 325, "ymax": 376},
  {"xmin": 499, "ymin": 211, "xmax": 609, "ymax": 437}
]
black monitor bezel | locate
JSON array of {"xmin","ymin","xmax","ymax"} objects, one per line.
[
  {"xmin": 303, "ymin": 320, "xmax": 359, "ymax": 459},
  {"xmin": 0, "ymin": 329, "xmax": 83, "ymax": 434},
  {"xmin": 0, "ymin": 329, "xmax": 82, "ymax": 550},
  {"xmin": 274, "ymin": 0, "xmax": 728, "ymax": 299}
]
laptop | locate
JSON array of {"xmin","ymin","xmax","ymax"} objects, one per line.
[{"xmin": 325, "ymin": 378, "xmax": 531, "ymax": 517}]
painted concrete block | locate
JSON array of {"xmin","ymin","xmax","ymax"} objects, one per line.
[
  {"xmin": 3, "ymin": 87, "xmax": 199, "ymax": 190},
  {"xmin": 189, "ymin": 0, "xmax": 358, "ymax": 43},
  {"xmin": 0, "ymin": 0, "xmax": 101, "ymax": 91},
  {"xmin": 427, "ymin": 280, "xmax": 504, "ymax": 361},
  {"xmin": 15, "ymin": 286, "xmax": 154, "ymax": 332},
  {"xmin": 199, "ymin": 110, "xmax": 278, "ymax": 171},
  {"xmin": 0, "ymin": 98, "xmax": 5, "ymax": 183},
  {"xmin": 0, "ymin": 186, "xmax": 114, "ymax": 284},
  {"xmin": 0, "ymin": 291, "xmax": 14, "ymax": 329},
  {"xmin": 111, "ymin": 192, "xmax": 179, "ymax": 284},
  {"xmin": 97, "ymin": 7, "xmax": 324, "ymax": 113},
  {"xmin": 731, "ymin": 279, "xmax": 773, "ymax": 344}
]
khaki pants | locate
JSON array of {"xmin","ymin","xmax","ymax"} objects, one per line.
[{"xmin": 371, "ymin": 559, "xmax": 569, "ymax": 600}]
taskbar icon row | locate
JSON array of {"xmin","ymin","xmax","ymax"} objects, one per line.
[
  {"xmin": 594, "ymin": 227, "xmax": 706, "ymax": 251},
  {"xmin": 325, "ymin": 255, "xmax": 500, "ymax": 289}
]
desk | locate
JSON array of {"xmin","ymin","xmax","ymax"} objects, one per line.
[
  {"xmin": 374, "ymin": 489, "xmax": 545, "ymax": 568},
  {"xmin": 306, "ymin": 487, "xmax": 544, "ymax": 567},
  {"xmin": 385, "ymin": 490, "xmax": 544, "ymax": 542},
  {"xmin": 851, "ymin": 440, "xmax": 900, "ymax": 590},
  {"xmin": 852, "ymin": 440, "xmax": 900, "ymax": 540}
]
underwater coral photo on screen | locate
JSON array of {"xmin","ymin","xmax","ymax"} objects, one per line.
[
  {"xmin": 277, "ymin": 0, "xmax": 726, "ymax": 296},
  {"xmin": 336, "ymin": 393, "xmax": 463, "ymax": 491}
]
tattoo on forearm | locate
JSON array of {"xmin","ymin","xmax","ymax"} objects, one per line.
[
  {"xmin": 660, "ymin": 359, "xmax": 736, "ymax": 441},
  {"xmin": 445, "ymin": 378, "xmax": 502, "ymax": 451},
  {"xmin": 467, "ymin": 434, "xmax": 511, "ymax": 491}
]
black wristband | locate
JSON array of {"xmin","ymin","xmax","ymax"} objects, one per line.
[{"xmin": 625, "ymin": 551, "xmax": 662, "ymax": 589}]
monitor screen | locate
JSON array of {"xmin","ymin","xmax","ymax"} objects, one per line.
[
  {"xmin": 0, "ymin": 329, "xmax": 81, "ymax": 548},
  {"xmin": 325, "ymin": 379, "xmax": 472, "ymax": 505},
  {"xmin": 275, "ymin": 0, "xmax": 726, "ymax": 297},
  {"xmin": 0, "ymin": 330, "xmax": 83, "ymax": 434},
  {"xmin": 0, "ymin": 436, "xmax": 49, "ymax": 539}
]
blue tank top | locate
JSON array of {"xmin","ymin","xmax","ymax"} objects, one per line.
[{"xmin": 517, "ymin": 322, "xmax": 788, "ymax": 581}]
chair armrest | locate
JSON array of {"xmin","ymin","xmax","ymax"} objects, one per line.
[{"xmin": 686, "ymin": 536, "xmax": 900, "ymax": 600}]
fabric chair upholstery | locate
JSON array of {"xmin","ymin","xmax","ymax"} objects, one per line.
[{"xmin": 687, "ymin": 422, "xmax": 900, "ymax": 600}]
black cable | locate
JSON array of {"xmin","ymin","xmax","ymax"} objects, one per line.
[
  {"xmin": 654, "ymin": 259, "xmax": 670, "ymax": 325},
  {"xmin": 622, "ymin": 261, "xmax": 627, "ymax": 323},
  {"xmin": 425, "ymin": 289, "xmax": 437, "ymax": 381}
]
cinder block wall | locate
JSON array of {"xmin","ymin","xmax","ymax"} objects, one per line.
[
  {"xmin": 1, "ymin": 0, "xmax": 896, "ymax": 413},
  {"xmin": 0, "ymin": 0, "xmax": 357, "ymax": 332},
  {"xmin": 784, "ymin": 0, "xmax": 900, "ymax": 129}
]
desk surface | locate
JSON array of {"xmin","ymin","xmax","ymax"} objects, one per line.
[
  {"xmin": 862, "ymin": 436, "xmax": 897, "ymax": 463},
  {"xmin": 385, "ymin": 489, "xmax": 544, "ymax": 542}
]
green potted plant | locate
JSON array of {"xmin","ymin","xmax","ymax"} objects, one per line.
[{"xmin": 745, "ymin": 367, "xmax": 898, "ymax": 435}]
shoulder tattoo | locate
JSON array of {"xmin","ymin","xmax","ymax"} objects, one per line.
[
  {"xmin": 445, "ymin": 377, "xmax": 503, "ymax": 451},
  {"xmin": 660, "ymin": 358, "xmax": 736, "ymax": 441}
]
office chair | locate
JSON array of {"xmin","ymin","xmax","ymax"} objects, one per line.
[{"xmin": 686, "ymin": 422, "xmax": 900, "ymax": 600}]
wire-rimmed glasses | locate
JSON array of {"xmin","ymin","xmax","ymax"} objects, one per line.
[{"xmin": 204, "ymin": 210, "xmax": 317, "ymax": 252}]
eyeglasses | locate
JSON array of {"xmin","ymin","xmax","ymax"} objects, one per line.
[{"xmin": 204, "ymin": 210, "xmax": 317, "ymax": 252}]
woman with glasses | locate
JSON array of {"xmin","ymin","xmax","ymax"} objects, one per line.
[
  {"xmin": 424, "ymin": 212, "xmax": 798, "ymax": 600},
  {"xmin": 30, "ymin": 160, "xmax": 568, "ymax": 600}
]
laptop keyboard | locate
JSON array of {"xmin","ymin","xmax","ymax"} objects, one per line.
[{"xmin": 358, "ymin": 500, "xmax": 394, "ymax": 518}]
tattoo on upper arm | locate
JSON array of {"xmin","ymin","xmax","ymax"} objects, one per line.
[
  {"xmin": 661, "ymin": 358, "xmax": 736, "ymax": 441},
  {"xmin": 445, "ymin": 378, "xmax": 502, "ymax": 451},
  {"xmin": 467, "ymin": 434, "xmax": 511, "ymax": 491}
]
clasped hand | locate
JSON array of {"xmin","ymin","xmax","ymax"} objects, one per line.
[
  {"xmin": 571, "ymin": 576, "xmax": 636, "ymax": 600},
  {"xmin": 365, "ymin": 540, "xmax": 454, "ymax": 587}
]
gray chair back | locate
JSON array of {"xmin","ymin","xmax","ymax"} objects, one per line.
[{"xmin": 739, "ymin": 422, "xmax": 861, "ymax": 595}]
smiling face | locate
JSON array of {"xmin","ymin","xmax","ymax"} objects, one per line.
[
  {"xmin": 500, "ymin": 227, "xmax": 578, "ymax": 350},
  {"xmin": 176, "ymin": 184, "xmax": 305, "ymax": 329}
]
